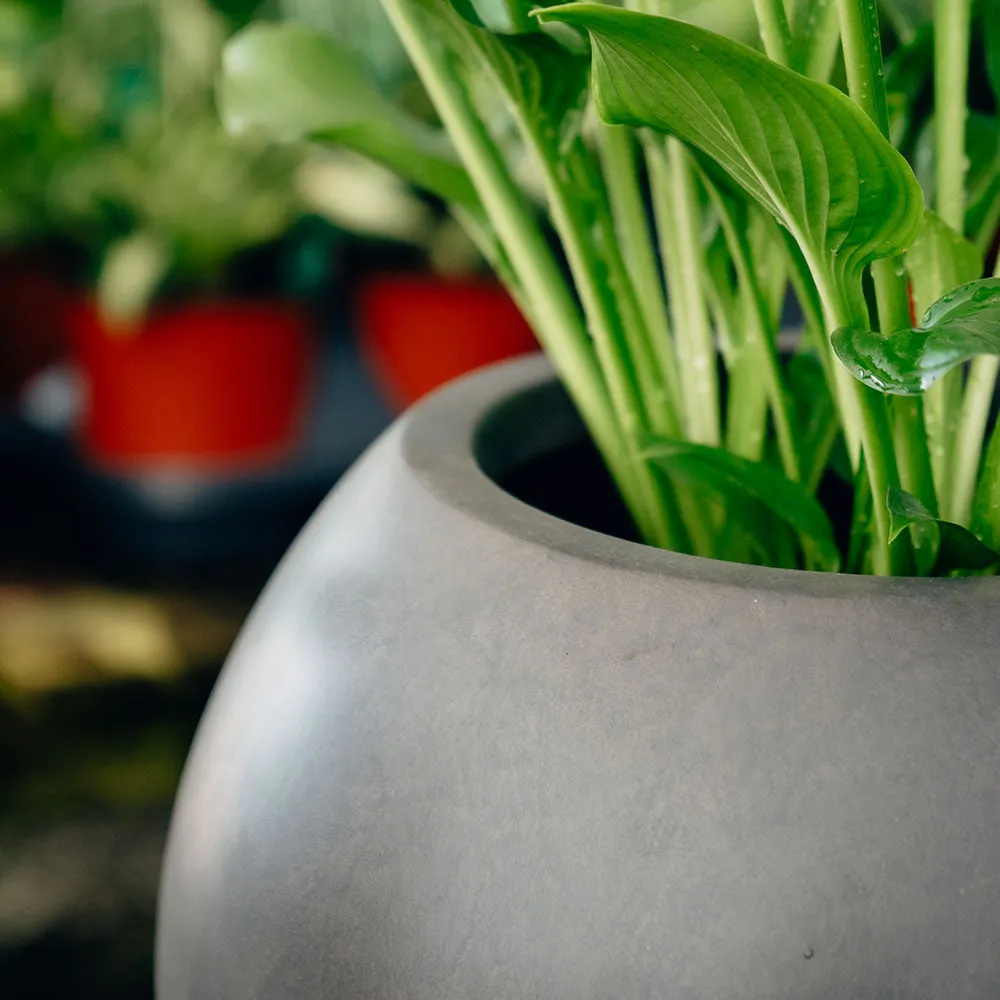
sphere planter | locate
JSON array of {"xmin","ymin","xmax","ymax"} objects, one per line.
[
  {"xmin": 157, "ymin": 355, "xmax": 1000, "ymax": 999},
  {"xmin": 357, "ymin": 274, "xmax": 537, "ymax": 408},
  {"xmin": 69, "ymin": 299, "xmax": 314, "ymax": 472}
]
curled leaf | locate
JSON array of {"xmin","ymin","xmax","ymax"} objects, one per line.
[
  {"xmin": 832, "ymin": 278, "xmax": 1000, "ymax": 394},
  {"xmin": 536, "ymin": 2, "xmax": 923, "ymax": 282}
]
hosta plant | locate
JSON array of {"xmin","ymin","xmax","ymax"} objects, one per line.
[{"xmin": 220, "ymin": 0, "xmax": 1000, "ymax": 577}]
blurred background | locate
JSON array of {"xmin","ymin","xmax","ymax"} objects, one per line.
[{"xmin": 0, "ymin": 1, "xmax": 538, "ymax": 996}]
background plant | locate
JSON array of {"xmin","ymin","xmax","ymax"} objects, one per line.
[{"xmin": 220, "ymin": 0, "xmax": 1000, "ymax": 577}]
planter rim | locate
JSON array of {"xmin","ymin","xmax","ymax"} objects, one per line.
[{"xmin": 400, "ymin": 353, "xmax": 1000, "ymax": 601}]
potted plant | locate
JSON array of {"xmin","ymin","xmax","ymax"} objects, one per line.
[
  {"xmin": 46, "ymin": 0, "xmax": 316, "ymax": 471},
  {"xmin": 158, "ymin": 1, "xmax": 1000, "ymax": 995}
]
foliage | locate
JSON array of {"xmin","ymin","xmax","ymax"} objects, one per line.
[
  {"xmin": 0, "ymin": 0, "xmax": 307, "ymax": 325},
  {"xmin": 220, "ymin": 0, "xmax": 1000, "ymax": 577}
]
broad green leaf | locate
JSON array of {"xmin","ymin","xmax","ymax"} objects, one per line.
[
  {"xmin": 905, "ymin": 209, "xmax": 984, "ymax": 318},
  {"xmin": 537, "ymin": 3, "xmax": 924, "ymax": 286},
  {"xmin": 218, "ymin": 23, "xmax": 479, "ymax": 208},
  {"xmin": 832, "ymin": 278, "xmax": 1000, "ymax": 394},
  {"xmin": 641, "ymin": 437, "xmax": 841, "ymax": 572},
  {"xmin": 887, "ymin": 486, "xmax": 999, "ymax": 576}
]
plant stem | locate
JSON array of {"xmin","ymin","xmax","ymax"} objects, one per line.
[
  {"xmin": 974, "ymin": 418, "xmax": 1000, "ymax": 551},
  {"xmin": 934, "ymin": 0, "xmax": 970, "ymax": 234},
  {"xmin": 642, "ymin": 138, "xmax": 719, "ymax": 556},
  {"xmin": 597, "ymin": 124, "xmax": 682, "ymax": 413},
  {"xmin": 379, "ymin": 0, "xmax": 662, "ymax": 538},
  {"xmin": 656, "ymin": 139, "xmax": 721, "ymax": 447},
  {"xmin": 752, "ymin": 0, "xmax": 794, "ymax": 69},
  {"xmin": 822, "ymin": 277, "xmax": 901, "ymax": 575},
  {"xmin": 952, "ymin": 357, "xmax": 1000, "ymax": 525},
  {"xmin": 701, "ymin": 177, "xmax": 800, "ymax": 480},
  {"xmin": 795, "ymin": 0, "xmax": 842, "ymax": 82},
  {"xmin": 836, "ymin": 0, "xmax": 890, "ymax": 135},
  {"xmin": 835, "ymin": 0, "xmax": 936, "ymax": 569},
  {"xmin": 951, "ymin": 256, "xmax": 1000, "ymax": 526}
]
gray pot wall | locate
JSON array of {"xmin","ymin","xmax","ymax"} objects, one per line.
[{"xmin": 156, "ymin": 355, "xmax": 1000, "ymax": 1000}]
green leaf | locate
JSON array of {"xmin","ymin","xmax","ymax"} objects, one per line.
[
  {"xmin": 905, "ymin": 209, "xmax": 984, "ymax": 318},
  {"xmin": 832, "ymin": 278, "xmax": 1000, "ymax": 394},
  {"xmin": 641, "ymin": 437, "xmax": 841, "ymax": 572},
  {"xmin": 887, "ymin": 486, "xmax": 999, "ymax": 576},
  {"xmin": 536, "ymin": 3, "xmax": 924, "ymax": 285},
  {"xmin": 218, "ymin": 23, "xmax": 479, "ymax": 208}
]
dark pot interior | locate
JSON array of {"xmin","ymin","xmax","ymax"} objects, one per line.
[
  {"xmin": 474, "ymin": 378, "xmax": 856, "ymax": 559},
  {"xmin": 474, "ymin": 380, "xmax": 640, "ymax": 544}
]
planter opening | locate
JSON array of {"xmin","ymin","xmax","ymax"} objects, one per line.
[
  {"xmin": 474, "ymin": 376, "xmax": 858, "ymax": 564},
  {"xmin": 474, "ymin": 380, "xmax": 639, "ymax": 544}
]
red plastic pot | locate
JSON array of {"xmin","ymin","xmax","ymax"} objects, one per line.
[
  {"xmin": 358, "ymin": 275, "xmax": 538, "ymax": 409},
  {"xmin": 69, "ymin": 299, "xmax": 314, "ymax": 472}
]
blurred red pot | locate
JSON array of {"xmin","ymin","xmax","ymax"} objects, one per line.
[
  {"xmin": 69, "ymin": 299, "xmax": 314, "ymax": 472},
  {"xmin": 358, "ymin": 275, "xmax": 538, "ymax": 409}
]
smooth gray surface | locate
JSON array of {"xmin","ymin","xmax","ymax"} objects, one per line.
[{"xmin": 157, "ymin": 356, "xmax": 1000, "ymax": 999}]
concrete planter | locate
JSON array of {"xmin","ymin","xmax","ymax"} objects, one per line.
[{"xmin": 157, "ymin": 356, "xmax": 1000, "ymax": 999}]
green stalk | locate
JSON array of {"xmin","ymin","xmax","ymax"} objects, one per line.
[
  {"xmin": 658, "ymin": 139, "xmax": 721, "ymax": 447},
  {"xmin": 873, "ymin": 261, "xmax": 937, "ymax": 514},
  {"xmin": 518, "ymin": 128, "xmax": 684, "ymax": 545},
  {"xmin": 597, "ymin": 124, "xmax": 683, "ymax": 413},
  {"xmin": 974, "ymin": 417, "xmax": 1000, "ymax": 551},
  {"xmin": 952, "ymin": 357, "xmax": 1000, "ymax": 525},
  {"xmin": 936, "ymin": 0, "xmax": 994, "ymax": 529},
  {"xmin": 934, "ymin": 0, "xmax": 970, "ymax": 234},
  {"xmin": 643, "ymin": 139, "xmax": 719, "ymax": 557},
  {"xmin": 725, "ymin": 352, "xmax": 770, "ymax": 462},
  {"xmin": 819, "ymin": 272, "xmax": 901, "ymax": 575},
  {"xmin": 951, "ymin": 258, "xmax": 1000, "ymax": 526},
  {"xmin": 835, "ymin": 0, "xmax": 934, "ymax": 569},
  {"xmin": 701, "ymin": 178, "xmax": 800, "ymax": 480},
  {"xmin": 378, "ymin": 0, "xmax": 666, "ymax": 540},
  {"xmin": 925, "ymin": 0, "xmax": 973, "ymax": 520},
  {"xmin": 796, "ymin": 0, "xmax": 842, "ymax": 82},
  {"xmin": 752, "ymin": 0, "xmax": 794, "ymax": 68}
]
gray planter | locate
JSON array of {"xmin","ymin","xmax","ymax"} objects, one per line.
[{"xmin": 157, "ymin": 356, "xmax": 1000, "ymax": 1000}]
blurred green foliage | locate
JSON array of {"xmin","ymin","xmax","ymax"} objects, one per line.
[{"xmin": 0, "ymin": 0, "xmax": 308, "ymax": 322}]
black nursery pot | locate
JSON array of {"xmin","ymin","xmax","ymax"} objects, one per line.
[{"xmin": 157, "ymin": 356, "xmax": 1000, "ymax": 999}]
